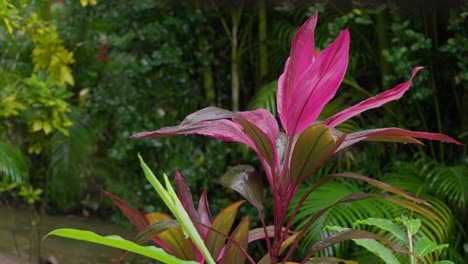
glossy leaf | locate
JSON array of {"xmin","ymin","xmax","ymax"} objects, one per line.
[
  {"xmin": 144, "ymin": 212, "xmax": 195, "ymax": 260},
  {"xmin": 45, "ymin": 229, "xmax": 197, "ymax": 264},
  {"xmin": 104, "ymin": 191, "xmax": 149, "ymax": 230},
  {"xmin": 205, "ymin": 200, "xmax": 245, "ymax": 260},
  {"xmin": 414, "ymin": 236, "xmax": 449, "ymax": 258},
  {"xmin": 220, "ymin": 165, "xmax": 264, "ymax": 211},
  {"xmin": 220, "ymin": 216, "xmax": 250, "ymax": 264},
  {"xmin": 290, "ymin": 125, "xmax": 344, "ymax": 184},
  {"xmin": 354, "ymin": 218, "xmax": 407, "ymax": 243}
]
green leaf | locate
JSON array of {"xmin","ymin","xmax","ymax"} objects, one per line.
[
  {"xmin": 206, "ymin": 200, "xmax": 245, "ymax": 260},
  {"xmin": 414, "ymin": 236, "xmax": 449, "ymax": 258},
  {"xmin": 220, "ymin": 165, "xmax": 263, "ymax": 211},
  {"xmin": 290, "ymin": 125, "xmax": 344, "ymax": 184},
  {"xmin": 45, "ymin": 229, "xmax": 197, "ymax": 264},
  {"xmin": 396, "ymin": 215, "xmax": 421, "ymax": 235},
  {"xmin": 433, "ymin": 261, "xmax": 455, "ymax": 264},
  {"xmin": 354, "ymin": 218, "xmax": 407, "ymax": 243},
  {"xmin": 352, "ymin": 239, "xmax": 400, "ymax": 264},
  {"xmin": 220, "ymin": 216, "xmax": 250, "ymax": 264},
  {"xmin": 139, "ymin": 155, "xmax": 215, "ymax": 264}
]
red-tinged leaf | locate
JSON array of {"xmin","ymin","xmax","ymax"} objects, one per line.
[
  {"xmin": 197, "ymin": 190, "xmax": 212, "ymax": 239},
  {"xmin": 280, "ymin": 28, "xmax": 349, "ymax": 136},
  {"xmin": 336, "ymin": 127, "xmax": 462, "ymax": 152},
  {"xmin": 220, "ymin": 165, "xmax": 264, "ymax": 211},
  {"xmin": 328, "ymin": 173, "xmax": 430, "ymax": 205},
  {"xmin": 220, "ymin": 216, "xmax": 250, "ymax": 264},
  {"xmin": 145, "ymin": 212, "xmax": 195, "ymax": 260},
  {"xmin": 205, "ymin": 200, "xmax": 245, "ymax": 260},
  {"xmin": 307, "ymin": 228, "xmax": 414, "ymax": 258},
  {"xmin": 290, "ymin": 125, "xmax": 345, "ymax": 184},
  {"xmin": 306, "ymin": 257, "xmax": 358, "ymax": 264},
  {"xmin": 174, "ymin": 170, "xmax": 199, "ymax": 224},
  {"xmin": 248, "ymin": 226, "xmax": 275, "ymax": 243},
  {"xmin": 104, "ymin": 191, "xmax": 148, "ymax": 230},
  {"xmin": 236, "ymin": 109, "xmax": 279, "ymax": 169},
  {"xmin": 324, "ymin": 67, "xmax": 423, "ymax": 127},
  {"xmin": 383, "ymin": 197, "xmax": 443, "ymax": 223}
]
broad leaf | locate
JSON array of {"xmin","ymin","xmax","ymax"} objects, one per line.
[
  {"xmin": 220, "ymin": 216, "xmax": 250, "ymax": 264},
  {"xmin": 414, "ymin": 236, "xmax": 449, "ymax": 258},
  {"xmin": 220, "ymin": 165, "xmax": 264, "ymax": 211},
  {"xmin": 290, "ymin": 125, "xmax": 344, "ymax": 184},
  {"xmin": 396, "ymin": 215, "xmax": 421, "ymax": 236},
  {"xmin": 144, "ymin": 212, "xmax": 195, "ymax": 260},
  {"xmin": 45, "ymin": 229, "xmax": 197, "ymax": 264},
  {"xmin": 354, "ymin": 218, "xmax": 407, "ymax": 243},
  {"xmin": 104, "ymin": 191, "xmax": 149, "ymax": 230},
  {"xmin": 205, "ymin": 200, "xmax": 245, "ymax": 260}
]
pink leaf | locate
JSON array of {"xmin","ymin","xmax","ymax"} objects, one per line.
[
  {"xmin": 325, "ymin": 67, "xmax": 424, "ymax": 127},
  {"xmin": 174, "ymin": 170, "xmax": 199, "ymax": 224},
  {"xmin": 197, "ymin": 190, "xmax": 212, "ymax": 239},
  {"xmin": 279, "ymin": 27, "xmax": 350, "ymax": 136},
  {"xmin": 336, "ymin": 127, "xmax": 463, "ymax": 152},
  {"xmin": 278, "ymin": 12, "xmax": 318, "ymax": 124}
]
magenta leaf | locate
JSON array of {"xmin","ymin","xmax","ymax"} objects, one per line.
[
  {"xmin": 219, "ymin": 165, "xmax": 264, "ymax": 211},
  {"xmin": 336, "ymin": 127, "xmax": 462, "ymax": 152},
  {"xmin": 278, "ymin": 12, "xmax": 318, "ymax": 130},
  {"xmin": 325, "ymin": 67, "xmax": 424, "ymax": 127},
  {"xmin": 290, "ymin": 125, "xmax": 345, "ymax": 184},
  {"xmin": 174, "ymin": 170, "xmax": 200, "ymax": 224},
  {"xmin": 197, "ymin": 190, "xmax": 212, "ymax": 239},
  {"xmin": 279, "ymin": 27, "xmax": 350, "ymax": 136}
]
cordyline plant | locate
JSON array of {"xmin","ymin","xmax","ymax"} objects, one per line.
[{"xmin": 46, "ymin": 12, "xmax": 461, "ymax": 264}]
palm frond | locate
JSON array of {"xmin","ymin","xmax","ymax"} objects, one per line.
[
  {"xmin": 247, "ymin": 80, "xmax": 278, "ymax": 115},
  {"xmin": 428, "ymin": 163, "xmax": 468, "ymax": 209},
  {"xmin": 0, "ymin": 141, "xmax": 29, "ymax": 184}
]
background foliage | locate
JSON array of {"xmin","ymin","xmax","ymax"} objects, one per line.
[{"xmin": 1, "ymin": 0, "xmax": 466, "ymax": 262}]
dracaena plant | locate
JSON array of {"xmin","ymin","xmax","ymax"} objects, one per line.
[
  {"xmin": 46, "ymin": 12, "xmax": 461, "ymax": 264},
  {"xmin": 129, "ymin": 11, "xmax": 461, "ymax": 263}
]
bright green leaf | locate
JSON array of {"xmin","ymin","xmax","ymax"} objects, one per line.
[
  {"xmin": 45, "ymin": 229, "xmax": 197, "ymax": 264},
  {"xmin": 354, "ymin": 218, "xmax": 407, "ymax": 243},
  {"xmin": 414, "ymin": 236, "xmax": 449, "ymax": 258}
]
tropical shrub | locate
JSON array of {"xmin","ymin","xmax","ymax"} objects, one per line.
[{"xmin": 46, "ymin": 11, "xmax": 461, "ymax": 263}]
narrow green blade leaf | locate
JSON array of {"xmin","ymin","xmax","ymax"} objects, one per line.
[
  {"xmin": 354, "ymin": 218, "xmax": 407, "ymax": 243},
  {"xmin": 291, "ymin": 125, "xmax": 344, "ymax": 184},
  {"xmin": 206, "ymin": 200, "xmax": 245, "ymax": 260},
  {"xmin": 45, "ymin": 228, "xmax": 197, "ymax": 264},
  {"xmin": 414, "ymin": 236, "xmax": 449, "ymax": 258},
  {"xmin": 220, "ymin": 216, "xmax": 250, "ymax": 264},
  {"xmin": 220, "ymin": 165, "xmax": 264, "ymax": 211}
]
